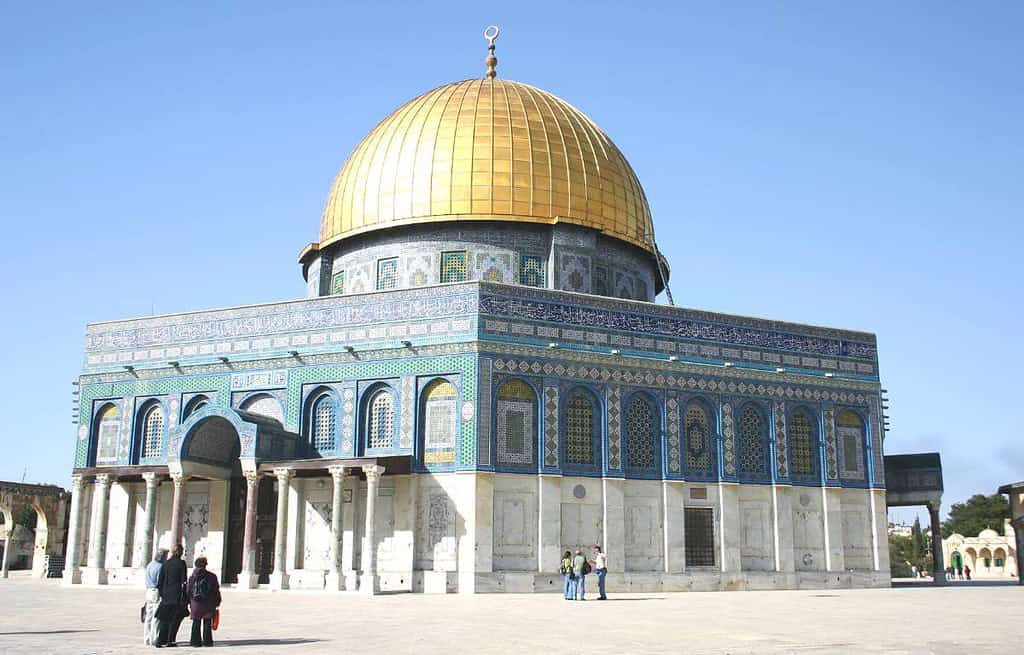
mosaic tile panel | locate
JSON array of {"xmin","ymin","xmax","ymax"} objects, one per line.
[
  {"xmin": 774, "ymin": 401, "xmax": 789, "ymax": 479},
  {"xmin": 837, "ymin": 410, "xmax": 867, "ymax": 482},
  {"xmin": 476, "ymin": 252, "xmax": 513, "ymax": 284},
  {"xmin": 722, "ymin": 402, "xmax": 736, "ymax": 477},
  {"xmin": 819, "ymin": 407, "xmax": 835, "ymax": 478},
  {"xmin": 400, "ymin": 376, "xmax": 415, "ymax": 449},
  {"xmin": 543, "ymin": 383, "xmax": 559, "ymax": 468},
  {"xmin": 606, "ymin": 386, "xmax": 621, "ymax": 470},
  {"xmin": 869, "ymin": 397, "xmax": 885, "ymax": 486},
  {"xmin": 440, "ymin": 251, "xmax": 468, "ymax": 284},
  {"xmin": 557, "ymin": 250, "xmax": 591, "ymax": 294},
  {"xmin": 666, "ymin": 393, "xmax": 681, "ymax": 473},
  {"xmin": 477, "ymin": 359, "xmax": 492, "ymax": 466},
  {"xmin": 341, "ymin": 384, "xmax": 356, "ymax": 456}
]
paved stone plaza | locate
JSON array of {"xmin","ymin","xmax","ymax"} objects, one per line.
[{"xmin": 0, "ymin": 578, "xmax": 1017, "ymax": 654}]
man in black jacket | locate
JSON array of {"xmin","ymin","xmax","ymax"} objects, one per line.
[{"xmin": 155, "ymin": 544, "xmax": 187, "ymax": 647}]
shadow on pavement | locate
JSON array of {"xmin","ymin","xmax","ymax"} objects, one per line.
[
  {"xmin": 0, "ymin": 629, "xmax": 100, "ymax": 636},
  {"xmin": 216, "ymin": 638, "xmax": 324, "ymax": 646},
  {"xmin": 891, "ymin": 580, "xmax": 1019, "ymax": 589}
]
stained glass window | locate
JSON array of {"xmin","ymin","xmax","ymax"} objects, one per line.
[
  {"xmin": 141, "ymin": 405, "xmax": 164, "ymax": 459},
  {"xmin": 367, "ymin": 390, "xmax": 394, "ymax": 450},
  {"xmin": 423, "ymin": 379, "xmax": 456, "ymax": 450},
  {"xmin": 520, "ymin": 255, "xmax": 545, "ymax": 287},
  {"xmin": 789, "ymin": 410, "xmax": 815, "ymax": 477},
  {"xmin": 496, "ymin": 379, "xmax": 535, "ymax": 466},
  {"xmin": 331, "ymin": 270, "xmax": 346, "ymax": 295},
  {"xmin": 440, "ymin": 251, "xmax": 467, "ymax": 283},
  {"xmin": 95, "ymin": 404, "xmax": 120, "ymax": 464},
  {"xmin": 684, "ymin": 507, "xmax": 715, "ymax": 567},
  {"xmin": 377, "ymin": 258, "xmax": 398, "ymax": 290},
  {"xmin": 739, "ymin": 405, "xmax": 767, "ymax": 476},
  {"xmin": 311, "ymin": 394, "xmax": 336, "ymax": 452},
  {"xmin": 685, "ymin": 402, "xmax": 712, "ymax": 474},
  {"xmin": 625, "ymin": 395, "xmax": 658, "ymax": 472},
  {"xmin": 565, "ymin": 390, "xmax": 596, "ymax": 466}
]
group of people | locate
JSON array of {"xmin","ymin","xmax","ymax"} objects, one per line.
[
  {"xmin": 143, "ymin": 544, "xmax": 223, "ymax": 648},
  {"xmin": 560, "ymin": 545, "xmax": 608, "ymax": 601},
  {"xmin": 946, "ymin": 564, "xmax": 972, "ymax": 580}
]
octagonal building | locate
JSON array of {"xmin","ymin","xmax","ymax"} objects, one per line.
[{"xmin": 65, "ymin": 39, "xmax": 890, "ymax": 594}]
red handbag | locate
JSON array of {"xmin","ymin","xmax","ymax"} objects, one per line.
[{"xmin": 212, "ymin": 609, "xmax": 220, "ymax": 631}]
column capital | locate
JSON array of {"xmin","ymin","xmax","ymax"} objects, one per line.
[
  {"xmin": 274, "ymin": 467, "xmax": 294, "ymax": 481},
  {"xmin": 244, "ymin": 470, "xmax": 261, "ymax": 484},
  {"xmin": 170, "ymin": 471, "xmax": 186, "ymax": 485},
  {"xmin": 142, "ymin": 472, "xmax": 160, "ymax": 486},
  {"xmin": 328, "ymin": 464, "xmax": 347, "ymax": 479},
  {"xmin": 70, "ymin": 474, "xmax": 87, "ymax": 490},
  {"xmin": 94, "ymin": 473, "xmax": 114, "ymax": 486},
  {"xmin": 362, "ymin": 464, "xmax": 385, "ymax": 480}
]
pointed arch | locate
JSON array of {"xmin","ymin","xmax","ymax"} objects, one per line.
[
  {"xmin": 183, "ymin": 394, "xmax": 211, "ymax": 421},
  {"xmin": 624, "ymin": 392, "xmax": 661, "ymax": 477},
  {"xmin": 494, "ymin": 378, "xmax": 537, "ymax": 469},
  {"xmin": 92, "ymin": 402, "xmax": 121, "ymax": 466},
  {"xmin": 738, "ymin": 402, "xmax": 768, "ymax": 479},
  {"xmin": 837, "ymin": 409, "xmax": 867, "ymax": 480},
  {"xmin": 422, "ymin": 378, "xmax": 457, "ymax": 452},
  {"xmin": 684, "ymin": 396, "xmax": 717, "ymax": 480},
  {"xmin": 305, "ymin": 387, "xmax": 339, "ymax": 455},
  {"xmin": 137, "ymin": 400, "xmax": 166, "ymax": 461},
  {"xmin": 362, "ymin": 385, "xmax": 396, "ymax": 453}
]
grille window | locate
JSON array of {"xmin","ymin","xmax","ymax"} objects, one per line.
[
  {"xmin": 684, "ymin": 507, "xmax": 716, "ymax": 567},
  {"xmin": 377, "ymin": 258, "xmax": 398, "ymax": 290},
  {"xmin": 625, "ymin": 396, "xmax": 658, "ymax": 472},
  {"xmin": 440, "ymin": 251, "xmax": 467, "ymax": 283},
  {"xmin": 367, "ymin": 390, "xmax": 394, "ymax": 450},
  {"xmin": 565, "ymin": 391, "xmax": 596, "ymax": 466},
  {"xmin": 141, "ymin": 405, "xmax": 164, "ymax": 459},
  {"xmin": 739, "ymin": 405, "xmax": 767, "ymax": 476},
  {"xmin": 311, "ymin": 395, "xmax": 336, "ymax": 452},
  {"xmin": 789, "ymin": 410, "xmax": 815, "ymax": 476},
  {"xmin": 519, "ymin": 255, "xmax": 545, "ymax": 287},
  {"xmin": 331, "ymin": 270, "xmax": 346, "ymax": 295}
]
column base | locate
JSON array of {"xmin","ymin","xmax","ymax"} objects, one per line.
[
  {"xmin": 359, "ymin": 572, "xmax": 379, "ymax": 594},
  {"xmin": 62, "ymin": 567, "xmax": 82, "ymax": 586},
  {"xmin": 344, "ymin": 570, "xmax": 359, "ymax": 591},
  {"xmin": 79, "ymin": 567, "xmax": 108, "ymax": 585},
  {"xmin": 240, "ymin": 572, "xmax": 260, "ymax": 589},
  {"xmin": 422, "ymin": 570, "xmax": 449, "ymax": 594},
  {"xmin": 325, "ymin": 571, "xmax": 346, "ymax": 591},
  {"xmin": 269, "ymin": 571, "xmax": 289, "ymax": 590}
]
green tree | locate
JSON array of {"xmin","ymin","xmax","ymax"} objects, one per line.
[
  {"xmin": 910, "ymin": 517, "xmax": 926, "ymax": 568},
  {"xmin": 888, "ymin": 533, "xmax": 914, "ymax": 577},
  {"xmin": 14, "ymin": 507, "xmax": 37, "ymax": 530},
  {"xmin": 941, "ymin": 494, "xmax": 1010, "ymax": 538}
]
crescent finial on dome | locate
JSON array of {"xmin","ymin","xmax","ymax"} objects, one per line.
[{"xmin": 484, "ymin": 25, "xmax": 499, "ymax": 79}]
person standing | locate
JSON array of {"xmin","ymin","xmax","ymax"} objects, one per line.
[
  {"xmin": 572, "ymin": 549, "xmax": 588, "ymax": 601},
  {"xmin": 143, "ymin": 549, "xmax": 168, "ymax": 646},
  {"xmin": 964, "ymin": 564, "xmax": 972, "ymax": 581},
  {"xmin": 186, "ymin": 557, "xmax": 222, "ymax": 647},
  {"xmin": 592, "ymin": 545, "xmax": 607, "ymax": 600},
  {"xmin": 560, "ymin": 550, "xmax": 575, "ymax": 600},
  {"xmin": 156, "ymin": 544, "xmax": 187, "ymax": 648}
]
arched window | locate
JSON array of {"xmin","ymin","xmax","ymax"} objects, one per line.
[
  {"xmin": 366, "ymin": 390, "xmax": 394, "ymax": 451},
  {"xmin": 496, "ymin": 379, "xmax": 536, "ymax": 467},
  {"xmin": 738, "ymin": 404, "xmax": 767, "ymax": 477},
  {"xmin": 240, "ymin": 393, "xmax": 283, "ymax": 424},
  {"xmin": 311, "ymin": 394, "xmax": 337, "ymax": 453},
  {"xmin": 94, "ymin": 403, "xmax": 120, "ymax": 465},
  {"xmin": 837, "ymin": 410, "xmax": 865, "ymax": 478},
  {"xmin": 685, "ymin": 401, "xmax": 715, "ymax": 477},
  {"xmin": 789, "ymin": 409, "xmax": 817, "ymax": 478},
  {"xmin": 564, "ymin": 389, "xmax": 597, "ymax": 467},
  {"xmin": 423, "ymin": 379, "xmax": 457, "ymax": 451},
  {"xmin": 140, "ymin": 404, "xmax": 164, "ymax": 459},
  {"xmin": 183, "ymin": 395, "xmax": 210, "ymax": 420},
  {"xmin": 624, "ymin": 395, "xmax": 659, "ymax": 474}
]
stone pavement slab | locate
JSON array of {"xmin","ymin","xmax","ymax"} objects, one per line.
[{"xmin": 0, "ymin": 578, "xmax": 1018, "ymax": 654}]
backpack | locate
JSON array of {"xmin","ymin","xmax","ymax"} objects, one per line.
[
  {"xmin": 582, "ymin": 560, "xmax": 592, "ymax": 575},
  {"xmin": 193, "ymin": 573, "xmax": 211, "ymax": 603}
]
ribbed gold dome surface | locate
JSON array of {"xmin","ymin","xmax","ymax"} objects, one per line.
[{"xmin": 319, "ymin": 78, "xmax": 654, "ymax": 253}]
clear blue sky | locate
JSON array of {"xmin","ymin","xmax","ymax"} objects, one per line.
[{"xmin": 2, "ymin": 2, "xmax": 1020, "ymax": 522}]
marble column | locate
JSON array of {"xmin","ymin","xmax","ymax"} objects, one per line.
[
  {"xmin": 139, "ymin": 473, "xmax": 159, "ymax": 567},
  {"xmin": 0, "ymin": 521, "xmax": 11, "ymax": 579},
  {"xmin": 168, "ymin": 473, "xmax": 186, "ymax": 549},
  {"xmin": 82, "ymin": 474, "xmax": 113, "ymax": 584},
  {"xmin": 929, "ymin": 503, "xmax": 946, "ymax": 585},
  {"xmin": 62, "ymin": 475, "xmax": 86, "ymax": 585},
  {"xmin": 326, "ymin": 466, "xmax": 346, "ymax": 591},
  {"xmin": 270, "ymin": 468, "xmax": 292, "ymax": 590},
  {"xmin": 241, "ymin": 471, "xmax": 261, "ymax": 589},
  {"xmin": 359, "ymin": 464, "xmax": 384, "ymax": 594}
]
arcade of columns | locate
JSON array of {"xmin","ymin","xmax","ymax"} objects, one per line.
[{"xmin": 63, "ymin": 464, "xmax": 387, "ymax": 593}]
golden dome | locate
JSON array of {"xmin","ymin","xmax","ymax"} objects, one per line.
[{"xmin": 318, "ymin": 78, "xmax": 655, "ymax": 254}]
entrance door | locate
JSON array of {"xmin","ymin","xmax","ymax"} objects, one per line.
[{"xmin": 223, "ymin": 463, "xmax": 245, "ymax": 583}]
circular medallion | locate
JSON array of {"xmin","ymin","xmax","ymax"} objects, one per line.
[
  {"xmin": 461, "ymin": 401, "xmax": 475, "ymax": 421},
  {"xmin": 573, "ymin": 484, "xmax": 587, "ymax": 499}
]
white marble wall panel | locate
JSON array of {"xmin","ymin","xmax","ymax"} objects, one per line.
[
  {"xmin": 492, "ymin": 476, "xmax": 537, "ymax": 571},
  {"xmin": 623, "ymin": 482, "xmax": 663, "ymax": 572},
  {"xmin": 739, "ymin": 486, "xmax": 773, "ymax": 571},
  {"xmin": 840, "ymin": 489, "xmax": 873, "ymax": 570}
]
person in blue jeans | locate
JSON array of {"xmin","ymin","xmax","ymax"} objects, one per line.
[
  {"xmin": 561, "ymin": 550, "xmax": 574, "ymax": 600},
  {"xmin": 572, "ymin": 549, "xmax": 587, "ymax": 600},
  {"xmin": 592, "ymin": 545, "xmax": 608, "ymax": 600}
]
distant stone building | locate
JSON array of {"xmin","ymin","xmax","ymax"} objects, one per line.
[
  {"xmin": 943, "ymin": 521, "xmax": 1017, "ymax": 579},
  {"xmin": 62, "ymin": 32, "xmax": 890, "ymax": 594}
]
